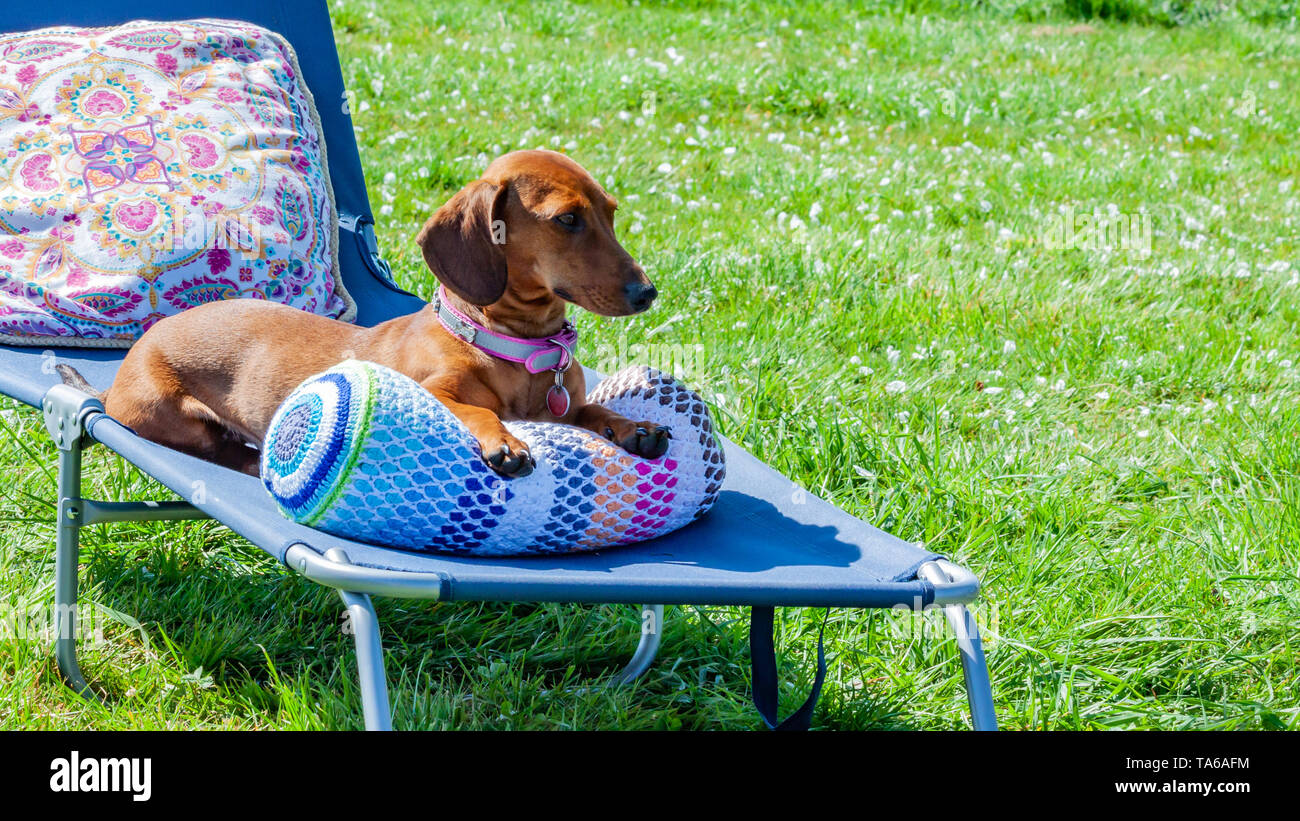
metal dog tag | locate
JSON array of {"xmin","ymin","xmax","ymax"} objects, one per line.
[
  {"xmin": 547, "ymin": 339, "xmax": 574, "ymax": 418},
  {"xmin": 547, "ymin": 368, "xmax": 570, "ymax": 417},
  {"xmin": 547, "ymin": 384, "xmax": 570, "ymax": 418}
]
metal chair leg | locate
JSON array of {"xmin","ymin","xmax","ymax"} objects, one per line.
[
  {"xmin": 43, "ymin": 385, "xmax": 105, "ymax": 700},
  {"xmin": 53, "ymin": 442, "xmax": 94, "ymax": 698},
  {"xmin": 42, "ymin": 384, "xmax": 219, "ymax": 701},
  {"xmin": 917, "ymin": 562, "xmax": 997, "ymax": 731},
  {"xmin": 325, "ymin": 548, "xmax": 393, "ymax": 731},
  {"xmin": 612, "ymin": 604, "xmax": 664, "ymax": 685},
  {"xmin": 945, "ymin": 602, "xmax": 997, "ymax": 730}
]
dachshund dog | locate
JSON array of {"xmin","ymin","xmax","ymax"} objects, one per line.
[{"xmin": 63, "ymin": 150, "xmax": 671, "ymax": 478}]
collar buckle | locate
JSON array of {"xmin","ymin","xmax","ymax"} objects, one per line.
[
  {"xmin": 435, "ymin": 289, "xmax": 478, "ymax": 344},
  {"xmin": 451, "ymin": 317, "xmax": 477, "ymax": 344}
]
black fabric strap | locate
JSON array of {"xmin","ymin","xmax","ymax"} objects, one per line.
[{"xmin": 749, "ymin": 606, "xmax": 827, "ymax": 731}]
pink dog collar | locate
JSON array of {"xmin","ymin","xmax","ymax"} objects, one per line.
[{"xmin": 433, "ymin": 285, "xmax": 578, "ymax": 416}]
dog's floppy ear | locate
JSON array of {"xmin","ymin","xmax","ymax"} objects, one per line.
[{"xmin": 416, "ymin": 179, "xmax": 509, "ymax": 305}]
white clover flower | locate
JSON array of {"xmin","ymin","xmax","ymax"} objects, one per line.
[
  {"xmin": 1002, "ymin": 340, "xmax": 1016, "ymax": 355},
  {"xmin": 885, "ymin": 380, "xmax": 907, "ymax": 394}
]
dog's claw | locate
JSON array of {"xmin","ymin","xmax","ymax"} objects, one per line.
[
  {"xmin": 616, "ymin": 422, "xmax": 671, "ymax": 459},
  {"xmin": 643, "ymin": 430, "xmax": 670, "ymax": 458},
  {"xmin": 484, "ymin": 443, "xmax": 534, "ymax": 477}
]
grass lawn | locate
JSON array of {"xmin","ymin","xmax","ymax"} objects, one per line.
[{"xmin": 2, "ymin": 0, "xmax": 1298, "ymax": 730}]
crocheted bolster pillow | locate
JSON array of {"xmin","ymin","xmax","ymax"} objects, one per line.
[{"xmin": 260, "ymin": 361, "xmax": 725, "ymax": 556}]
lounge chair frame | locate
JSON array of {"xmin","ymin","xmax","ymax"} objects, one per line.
[{"xmin": 41, "ymin": 383, "xmax": 996, "ymax": 730}]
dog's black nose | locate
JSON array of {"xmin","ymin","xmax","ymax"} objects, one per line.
[{"xmin": 626, "ymin": 282, "xmax": 657, "ymax": 312}]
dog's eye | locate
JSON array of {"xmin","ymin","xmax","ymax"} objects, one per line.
[{"xmin": 554, "ymin": 213, "xmax": 582, "ymax": 231}]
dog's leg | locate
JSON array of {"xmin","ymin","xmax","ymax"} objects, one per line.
[
  {"xmin": 107, "ymin": 393, "xmax": 261, "ymax": 476},
  {"xmin": 572, "ymin": 403, "xmax": 672, "ymax": 459},
  {"xmin": 423, "ymin": 383, "xmax": 535, "ymax": 478},
  {"xmin": 206, "ymin": 429, "xmax": 263, "ymax": 476}
]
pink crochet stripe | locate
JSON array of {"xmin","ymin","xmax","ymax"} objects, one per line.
[{"xmin": 620, "ymin": 457, "xmax": 679, "ymax": 542}]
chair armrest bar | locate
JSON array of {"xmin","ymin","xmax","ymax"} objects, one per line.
[
  {"xmin": 918, "ymin": 559, "xmax": 981, "ymax": 606},
  {"xmin": 284, "ymin": 543, "xmax": 449, "ymax": 600}
]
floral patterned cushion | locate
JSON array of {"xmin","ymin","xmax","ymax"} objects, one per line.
[{"xmin": 0, "ymin": 18, "xmax": 355, "ymax": 347}]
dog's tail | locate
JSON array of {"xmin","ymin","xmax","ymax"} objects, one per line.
[{"xmin": 55, "ymin": 364, "xmax": 104, "ymax": 399}]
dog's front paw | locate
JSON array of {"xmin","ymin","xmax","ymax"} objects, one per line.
[
  {"xmin": 603, "ymin": 420, "xmax": 672, "ymax": 459},
  {"xmin": 481, "ymin": 436, "xmax": 535, "ymax": 478}
]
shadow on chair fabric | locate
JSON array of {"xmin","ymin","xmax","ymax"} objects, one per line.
[{"xmin": 0, "ymin": 0, "xmax": 996, "ymax": 731}]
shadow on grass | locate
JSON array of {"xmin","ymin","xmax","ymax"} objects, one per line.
[{"xmin": 67, "ymin": 527, "xmax": 913, "ymax": 729}]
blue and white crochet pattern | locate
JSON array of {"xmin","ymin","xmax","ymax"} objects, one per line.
[{"xmin": 261, "ymin": 360, "xmax": 725, "ymax": 556}]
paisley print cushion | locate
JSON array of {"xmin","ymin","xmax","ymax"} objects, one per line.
[{"xmin": 0, "ymin": 18, "xmax": 355, "ymax": 347}]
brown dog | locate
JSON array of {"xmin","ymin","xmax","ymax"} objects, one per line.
[{"xmin": 69, "ymin": 150, "xmax": 671, "ymax": 477}]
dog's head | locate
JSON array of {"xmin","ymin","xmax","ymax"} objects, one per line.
[{"xmin": 416, "ymin": 149, "xmax": 655, "ymax": 317}]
